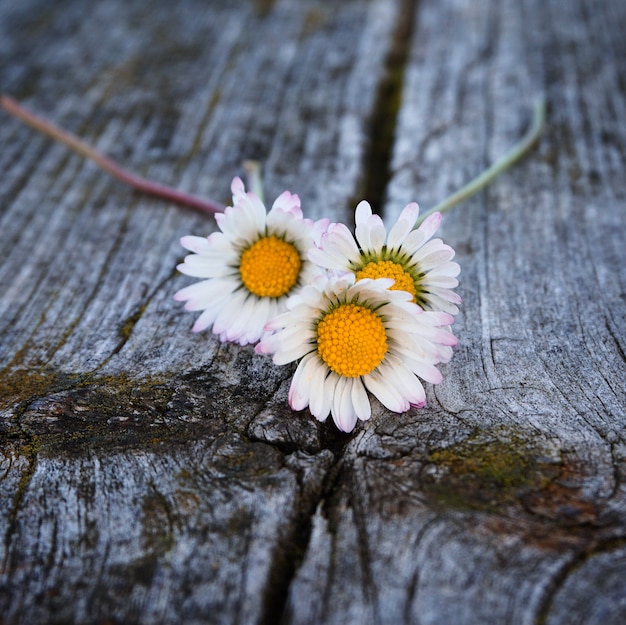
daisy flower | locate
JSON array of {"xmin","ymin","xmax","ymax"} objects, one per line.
[
  {"xmin": 308, "ymin": 201, "xmax": 461, "ymax": 314},
  {"xmin": 256, "ymin": 274, "xmax": 457, "ymax": 433},
  {"xmin": 174, "ymin": 177, "xmax": 328, "ymax": 345}
]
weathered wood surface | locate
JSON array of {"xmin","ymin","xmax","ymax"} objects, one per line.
[{"xmin": 1, "ymin": 0, "xmax": 625, "ymax": 623}]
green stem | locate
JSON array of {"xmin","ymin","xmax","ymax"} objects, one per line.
[
  {"xmin": 415, "ymin": 98, "xmax": 546, "ymax": 227},
  {"xmin": 0, "ymin": 94, "xmax": 225, "ymax": 216}
]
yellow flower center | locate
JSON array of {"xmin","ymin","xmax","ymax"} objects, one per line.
[
  {"xmin": 355, "ymin": 260, "xmax": 417, "ymax": 300},
  {"xmin": 316, "ymin": 304, "xmax": 388, "ymax": 378},
  {"xmin": 239, "ymin": 235, "xmax": 302, "ymax": 298}
]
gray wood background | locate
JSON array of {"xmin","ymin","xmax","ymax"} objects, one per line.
[{"xmin": 1, "ymin": 0, "xmax": 625, "ymax": 623}]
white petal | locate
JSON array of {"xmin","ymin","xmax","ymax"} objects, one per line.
[
  {"xmin": 425, "ymin": 273, "xmax": 459, "ymax": 288},
  {"xmin": 436, "ymin": 345, "xmax": 454, "ymax": 364},
  {"xmin": 239, "ymin": 192, "xmax": 267, "ymax": 231},
  {"xmin": 351, "ymin": 378, "xmax": 371, "ymax": 421},
  {"xmin": 183, "ymin": 289, "xmax": 231, "ymax": 312},
  {"xmin": 368, "ymin": 216, "xmax": 387, "ymax": 251},
  {"xmin": 363, "ymin": 369, "xmax": 409, "ymax": 413},
  {"xmin": 174, "ymin": 278, "xmax": 225, "ymax": 304},
  {"xmin": 430, "ymin": 261, "xmax": 461, "ymax": 278},
  {"xmin": 191, "ymin": 305, "xmax": 223, "ymax": 333},
  {"xmin": 354, "ymin": 204, "xmax": 375, "ymax": 251},
  {"xmin": 411, "ymin": 240, "xmax": 455, "ymax": 266},
  {"xmin": 267, "ymin": 321, "xmax": 314, "ymax": 348},
  {"xmin": 354, "ymin": 200, "xmax": 373, "ymax": 223},
  {"xmin": 227, "ymin": 296, "xmax": 269, "ymax": 345},
  {"xmin": 308, "ymin": 359, "xmax": 332, "ymax": 420},
  {"xmin": 316, "ymin": 371, "xmax": 340, "ymax": 422},
  {"xmin": 307, "ymin": 246, "xmax": 350, "ymax": 271},
  {"xmin": 389, "ymin": 343, "xmax": 443, "ymax": 384},
  {"xmin": 345, "ymin": 276, "xmax": 394, "ymax": 300},
  {"xmin": 331, "ymin": 376, "xmax": 358, "ymax": 433},
  {"xmin": 421, "ymin": 290, "xmax": 461, "ymax": 314},
  {"xmin": 273, "ymin": 340, "xmax": 315, "ymax": 365},
  {"xmin": 212, "ymin": 290, "xmax": 248, "ymax": 336},
  {"xmin": 225, "ymin": 203, "xmax": 263, "ymax": 243},
  {"xmin": 322, "ymin": 224, "xmax": 362, "ymax": 264},
  {"xmin": 176, "ymin": 257, "xmax": 224, "ymax": 279},
  {"xmin": 180, "ymin": 235, "xmax": 212, "ymax": 254},
  {"xmin": 379, "ymin": 359, "xmax": 427, "ymax": 408},
  {"xmin": 356, "ymin": 211, "xmax": 386, "ymax": 253},
  {"xmin": 288, "ymin": 353, "xmax": 319, "ymax": 411}
]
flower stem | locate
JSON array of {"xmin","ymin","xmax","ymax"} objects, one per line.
[
  {"xmin": 243, "ymin": 159, "xmax": 264, "ymax": 204},
  {"xmin": 0, "ymin": 94, "xmax": 225, "ymax": 216},
  {"xmin": 415, "ymin": 98, "xmax": 546, "ymax": 227}
]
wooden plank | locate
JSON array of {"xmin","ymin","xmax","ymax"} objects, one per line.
[
  {"xmin": 1, "ymin": 0, "xmax": 625, "ymax": 623},
  {"xmin": 285, "ymin": 0, "xmax": 626, "ymax": 623},
  {"xmin": 0, "ymin": 1, "xmax": 404, "ymax": 623}
]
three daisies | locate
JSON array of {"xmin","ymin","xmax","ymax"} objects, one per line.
[{"xmin": 174, "ymin": 177, "xmax": 460, "ymax": 432}]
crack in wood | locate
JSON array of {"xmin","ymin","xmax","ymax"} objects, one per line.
[
  {"xmin": 356, "ymin": 0, "xmax": 418, "ymax": 218},
  {"xmin": 533, "ymin": 536, "xmax": 626, "ymax": 625},
  {"xmin": 1, "ymin": 441, "xmax": 38, "ymax": 572}
]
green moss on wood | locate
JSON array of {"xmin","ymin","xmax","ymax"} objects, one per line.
[
  {"xmin": 0, "ymin": 367, "xmax": 79, "ymax": 411},
  {"xmin": 422, "ymin": 428, "xmax": 558, "ymax": 512}
]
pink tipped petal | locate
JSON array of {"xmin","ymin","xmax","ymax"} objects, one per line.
[
  {"xmin": 416, "ymin": 211, "xmax": 443, "ymax": 242},
  {"xmin": 272, "ymin": 190, "xmax": 302, "ymax": 215},
  {"xmin": 399, "ymin": 202, "xmax": 420, "ymax": 223},
  {"xmin": 420, "ymin": 310, "xmax": 456, "ymax": 327},
  {"xmin": 386, "ymin": 203, "xmax": 419, "ymax": 249},
  {"xmin": 230, "ymin": 176, "xmax": 246, "ymax": 202},
  {"xmin": 311, "ymin": 218, "xmax": 330, "ymax": 244},
  {"xmin": 255, "ymin": 340, "xmax": 272, "ymax": 355}
]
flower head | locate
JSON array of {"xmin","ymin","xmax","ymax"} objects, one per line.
[
  {"xmin": 174, "ymin": 177, "xmax": 328, "ymax": 345},
  {"xmin": 309, "ymin": 201, "xmax": 461, "ymax": 314},
  {"xmin": 256, "ymin": 274, "xmax": 457, "ymax": 433}
]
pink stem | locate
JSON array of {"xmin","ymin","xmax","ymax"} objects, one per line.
[{"xmin": 0, "ymin": 94, "xmax": 225, "ymax": 216}]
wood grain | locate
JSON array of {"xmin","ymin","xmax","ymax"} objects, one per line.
[{"xmin": 1, "ymin": 0, "xmax": 625, "ymax": 623}]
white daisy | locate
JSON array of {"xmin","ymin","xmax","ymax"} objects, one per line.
[
  {"xmin": 308, "ymin": 201, "xmax": 461, "ymax": 314},
  {"xmin": 174, "ymin": 177, "xmax": 328, "ymax": 346},
  {"xmin": 256, "ymin": 274, "xmax": 458, "ymax": 433}
]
